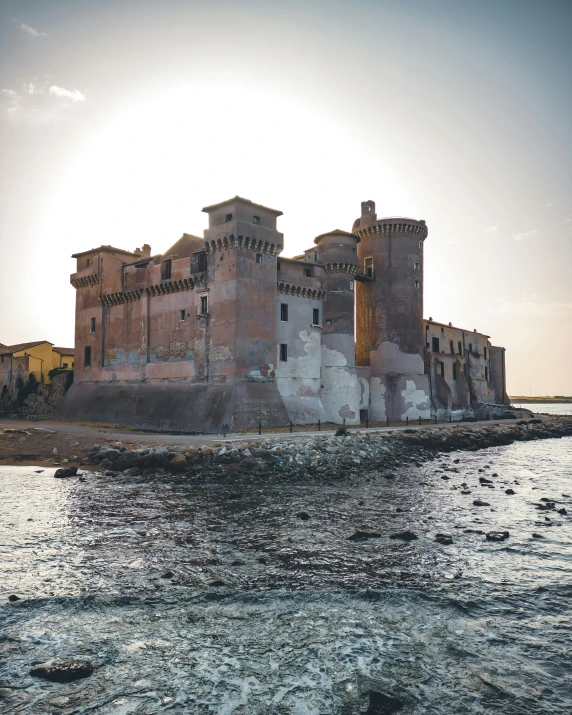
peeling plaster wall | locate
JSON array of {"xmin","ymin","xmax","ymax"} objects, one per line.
[
  {"xmin": 369, "ymin": 373, "xmax": 430, "ymax": 422},
  {"xmin": 370, "ymin": 341, "xmax": 424, "ymax": 375}
]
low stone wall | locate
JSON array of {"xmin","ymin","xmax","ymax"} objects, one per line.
[{"xmin": 0, "ymin": 372, "xmax": 70, "ymax": 418}]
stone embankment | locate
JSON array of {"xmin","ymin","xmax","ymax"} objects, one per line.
[{"xmin": 88, "ymin": 418, "xmax": 572, "ymax": 481}]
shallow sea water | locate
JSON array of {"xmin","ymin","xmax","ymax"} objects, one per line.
[{"xmin": 1, "ymin": 436, "xmax": 571, "ymax": 714}]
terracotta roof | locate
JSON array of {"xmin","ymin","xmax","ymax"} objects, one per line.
[
  {"xmin": 202, "ymin": 196, "xmax": 283, "ymax": 216},
  {"xmin": 53, "ymin": 347, "xmax": 75, "ymax": 355},
  {"xmin": 0, "ymin": 340, "xmax": 53, "ymax": 355},
  {"xmin": 71, "ymin": 245, "xmax": 142, "ymax": 259},
  {"xmin": 163, "ymin": 233, "xmax": 204, "ymax": 259}
]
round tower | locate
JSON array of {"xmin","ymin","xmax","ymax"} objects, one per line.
[
  {"xmin": 314, "ymin": 230, "xmax": 360, "ymax": 365},
  {"xmin": 353, "ymin": 201, "xmax": 428, "ymax": 367}
]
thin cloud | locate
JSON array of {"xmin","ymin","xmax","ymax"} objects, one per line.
[
  {"xmin": 513, "ymin": 229, "xmax": 538, "ymax": 241},
  {"xmin": 49, "ymin": 86, "xmax": 85, "ymax": 102},
  {"xmin": 20, "ymin": 23, "xmax": 47, "ymax": 37},
  {"xmin": 485, "ymin": 225, "xmax": 499, "ymax": 232}
]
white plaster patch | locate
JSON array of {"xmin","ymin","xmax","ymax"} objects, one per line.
[
  {"xmin": 320, "ymin": 366, "xmax": 360, "ymax": 425},
  {"xmin": 369, "ymin": 377, "xmax": 387, "ymax": 421},
  {"xmin": 401, "ymin": 379, "xmax": 431, "ymax": 420},
  {"xmin": 321, "ymin": 344, "xmax": 347, "ymax": 367},
  {"xmin": 370, "ymin": 341, "xmax": 424, "ymax": 376},
  {"xmin": 358, "ymin": 376, "xmax": 370, "ymax": 410}
]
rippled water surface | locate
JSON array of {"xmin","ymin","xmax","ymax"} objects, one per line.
[{"xmin": 1, "ymin": 437, "xmax": 571, "ymax": 714}]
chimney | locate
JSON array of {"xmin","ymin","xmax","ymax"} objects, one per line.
[{"xmin": 141, "ymin": 244, "xmax": 151, "ymax": 258}]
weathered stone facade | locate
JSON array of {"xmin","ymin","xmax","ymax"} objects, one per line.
[{"xmin": 57, "ymin": 196, "xmax": 509, "ymax": 431}]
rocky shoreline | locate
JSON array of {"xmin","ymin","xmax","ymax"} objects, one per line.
[{"xmin": 87, "ymin": 417, "xmax": 572, "ymax": 483}]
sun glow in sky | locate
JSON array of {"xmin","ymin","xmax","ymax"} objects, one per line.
[{"xmin": 1, "ymin": 0, "xmax": 571, "ymax": 394}]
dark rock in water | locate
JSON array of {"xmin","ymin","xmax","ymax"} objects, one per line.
[
  {"xmin": 297, "ymin": 511, "xmax": 311, "ymax": 520},
  {"xmin": 104, "ymin": 470, "xmax": 118, "ymax": 477},
  {"xmin": 348, "ymin": 530, "xmax": 382, "ymax": 541},
  {"xmin": 464, "ymin": 529, "xmax": 484, "ymax": 534},
  {"xmin": 537, "ymin": 502, "xmax": 555, "ymax": 510},
  {"xmin": 440, "ymin": 475, "xmax": 451, "ymax": 480},
  {"xmin": 505, "ymin": 488, "xmax": 515, "ymax": 495},
  {"xmin": 479, "ymin": 476, "xmax": 493, "ymax": 484},
  {"xmin": 231, "ymin": 560, "xmax": 246, "ymax": 566},
  {"xmin": 435, "ymin": 533, "xmax": 453, "ymax": 545},
  {"xmin": 532, "ymin": 533, "xmax": 545, "ymax": 539},
  {"xmin": 486, "ymin": 531, "xmax": 509, "ymax": 542},
  {"xmin": 8, "ymin": 594, "xmax": 20, "ymax": 602},
  {"xmin": 557, "ymin": 508, "xmax": 567, "ymax": 515},
  {"xmin": 228, "ymin": 492, "xmax": 241, "ymax": 500},
  {"xmin": 210, "ymin": 580, "xmax": 226, "ymax": 587},
  {"xmin": 54, "ymin": 466, "xmax": 78, "ymax": 478},
  {"xmin": 453, "ymin": 459, "xmax": 460, "ymax": 463},
  {"xmin": 473, "ymin": 499, "xmax": 490, "ymax": 507},
  {"xmin": 366, "ymin": 689, "xmax": 404, "ymax": 714},
  {"xmin": 161, "ymin": 571, "xmax": 174, "ymax": 579},
  {"xmin": 382, "ymin": 473, "xmax": 395, "ymax": 479},
  {"xmin": 461, "ymin": 490, "xmax": 471, "ymax": 494},
  {"xmin": 390, "ymin": 530, "xmax": 418, "ymax": 541},
  {"xmin": 30, "ymin": 659, "xmax": 94, "ymax": 683}
]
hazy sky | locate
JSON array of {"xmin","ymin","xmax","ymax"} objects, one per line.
[{"xmin": 1, "ymin": 0, "xmax": 571, "ymax": 395}]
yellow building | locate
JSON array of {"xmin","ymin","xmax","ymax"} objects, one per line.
[{"xmin": 0, "ymin": 341, "xmax": 74, "ymax": 398}]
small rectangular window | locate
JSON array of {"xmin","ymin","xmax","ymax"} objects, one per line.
[
  {"xmin": 161, "ymin": 259, "xmax": 172, "ymax": 280},
  {"xmin": 280, "ymin": 303, "xmax": 288, "ymax": 322},
  {"xmin": 414, "ymin": 280, "xmax": 420, "ymax": 289},
  {"xmin": 63, "ymin": 362, "xmax": 68, "ymax": 368},
  {"xmin": 253, "ymin": 216, "xmax": 261, "ymax": 225},
  {"xmin": 179, "ymin": 309, "xmax": 186, "ymax": 321},
  {"xmin": 449, "ymin": 340, "xmax": 454, "ymax": 354},
  {"xmin": 485, "ymin": 366, "xmax": 488, "ymax": 381},
  {"xmin": 458, "ymin": 341, "xmax": 462, "ymax": 355},
  {"xmin": 313, "ymin": 308, "xmax": 320, "ymax": 325},
  {"xmin": 277, "ymin": 260, "xmax": 281, "ymax": 271},
  {"xmin": 440, "ymin": 361, "xmax": 445, "ymax": 378},
  {"xmin": 279, "ymin": 343, "xmax": 287, "ymax": 362},
  {"xmin": 432, "ymin": 336, "xmax": 440, "ymax": 353},
  {"xmin": 414, "ymin": 261, "xmax": 419, "ymax": 270},
  {"xmin": 256, "ymin": 253, "xmax": 262, "ymax": 264},
  {"xmin": 453, "ymin": 362, "xmax": 458, "ymax": 380},
  {"xmin": 304, "ymin": 266, "xmax": 312, "ymax": 277},
  {"xmin": 225, "ymin": 213, "xmax": 232, "ymax": 222},
  {"xmin": 469, "ymin": 343, "xmax": 473, "ymax": 354},
  {"xmin": 84, "ymin": 346, "xmax": 91, "ymax": 366},
  {"xmin": 197, "ymin": 253, "xmax": 207, "ymax": 272},
  {"xmin": 314, "ymin": 253, "xmax": 318, "ymax": 263},
  {"xmin": 364, "ymin": 257, "xmax": 374, "ymax": 278},
  {"xmin": 86, "ymin": 258, "xmax": 91, "ymax": 268},
  {"xmin": 483, "ymin": 347, "xmax": 487, "ymax": 360},
  {"xmin": 326, "ymin": 319, "xmax": 332, "ymax": 327},
  {"xmin": 349, "ymin": 281, "xmax": 354, "ymax": 290},
  {"xmin": 200, "ymin": 295, "xmax": 208, "ymax": 315},
  {"xmin": 90, "ymin": 317, "xmax": 96, "ymax": 333}
]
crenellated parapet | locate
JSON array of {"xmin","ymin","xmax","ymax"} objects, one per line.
[
  {"xmin": 100, "ymin": 290, "xmax": 143, "ymax": 306},
  {"xmin": 71, "ymin": 273, "xmax": 99, "ymax": 289},
  {"xmin": 204, "ymin": 235, "xmax": 282, "ymax": 256},
  {"xmin": 353, "ymin": 218, "xmax": 428, "ymax": 240},
  {"xmin": 323, "ymin": 262, "xmax": 358, "ymax": 275},
  {"xmin": 277, "ymin": 282, "xmax": 324, "ymax": 300},
  {"xmin": 98, "ymin": 275, "xmax": 209, "ymax": 307}
]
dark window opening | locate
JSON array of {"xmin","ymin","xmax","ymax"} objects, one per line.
[
  {"xmin": 326, "ymin": 319, "xmax": 332, "ymax": 327},
  {"xmin": 449, "ymin": 340, "xmax": 454, "ymax": 354},
  {"xmin": 200, "ymin": 296, "xmax": 208, "ymax": 315},
  {"xmin": 314, "ymin": 252, "xmax": 318, "ymax": 263},
  {"xmin": 364, "ymin": 257, "xmax": 374, "ymax": 278},
  {"xmin": 279, "ymin": 343, "xmax": 287, "ymax": 362},
  {"xmin": 253, "ymin": 216, "xmax": 261, "ymax": 225},
  {"xmin": 313, "ymin": 308, "xmax": 320, "ymax": 325},
  {"xmin": 432, "ymin": 337, "xmax": 440, "ymax": 353},
  {"xmin": 304, "ymin": 266, "xmax": 312, "ymax": 277},
  {"xmin": 161, "ymin": 259, "xmax": 172, "ymax": 281},
  {"xmin": 86, "ymin": 258, "xmax": 91, "ymax": 268},
  {"xmin": 277, "ymin": 260, "xmax": 281, "ymax": 271},
  {"xmin": 483, "ymin": 347, "xmax": 487, "ymax": 360},
  {"xmin": 414, "ymin": 261, "xmax": 419, "ymax": 270},
  {"xmin": 256, "ymin": 253, "xmax": 262, "ymax": 264},
  {"xmin": 485, "ymin": 366, "xmax": 488, "ymax": 381},
  {"xmin": 440, "ymin": 361, "xmax": 445, "ymax": 378},
  {"xmin": 225, "ymin": 213, "xmax": 232, "ymax": 222},
  {"xmin": 90, "ymin": 317, "xmax": 96, "ymax": 333},
  {"xmin": 469, "ymin": 343, "xmax": 473, "ymax": 354},
  {"xmin": 197, "ymin": 253, "xmax": 207, "ymax": 272},
  {"xmin": 179, "ymin": 309, "xmax": 186, "ymax": 321},
  {"xmin": 453, "ymin": 362, "xmax": 458, "ymax": 380},
  {"xmin": 414, "ymin": 280, "xmax": 420, "ymax": 289},
  {"xmin": 63, "ymin": 362, "xmax": 68, "ymax": 368},
  {"xmin": 280, "ymin": 303, "xmax": 288, "ymax": 322},
  {"xmin": 458, "ymin": 341, "xmax": 462, "ymax": 355},
  {"xmin": 84, "ymin": 346, "xmax": 92, "ymax": 367}
]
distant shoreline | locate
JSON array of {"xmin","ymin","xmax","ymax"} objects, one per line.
[{"xmin": 510, "ymin": 396, "xmax": 572, "ymax": 404}]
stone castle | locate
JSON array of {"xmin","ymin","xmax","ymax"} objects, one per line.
[{"xmin": 57, "ymin": 197, "xmax": 509, "ymax": 431}]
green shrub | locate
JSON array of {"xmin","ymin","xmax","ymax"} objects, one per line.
[
  {"xmin": 17, "ymin": 373, "xmax": 39, "ymax": 403},
  {"xmin": 64, "ymin": 370, "xmax": 74, "ymax": 393},
  {"xmin": 335, "ymin": 427, "xmax": 349, "ymax": 437}
]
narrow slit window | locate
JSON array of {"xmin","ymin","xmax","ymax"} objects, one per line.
[
  {"xmin": 90, "ymin": 317, "xmax": 96, "ymax": 333},
  {"xmin": 469, "ymin": 343, "xmax": 473, "ymax": 354},
  {"xmin": 432, "ymin": 336, "xmax": 440, "ymax": 353},
  {"xmin": 313, "ymin": 308, "xmax": 320, "ymax": 325},
  {"xmin": 485, "ymin": 366, "xmax": 488, "ymax": 381},
  {"xmin": 280, "ymin": 303, "xmax": 288, "ymax": 322},
  {"xmin": 414, "ymin": 261, "xmax": 419, "ymax": 270},
  {"xmin": 314, "ymin": 252, "xmax": 318, "ymax": 263},
  {"xmin": 256, "ymin": 253, "xmax": 262, "ymax": 264},
  {"xmin": 440, "ymin": 361, "xmax": 445, "ymax": 378},
  {"xmin": 200, "ymin": 295, "xmax": 208, "ymax": 315},
  {"xmin": 414, "ymin": 280, "xmax": 420, "ymax": 289},
  {"xmin": 349, "ymin": 281, "xmax": 354, "ymax": 290},
  {"xmin": 84, "ymin": 346, "xmax": 92, "ymax": 367},
  {"xmin": 277, "ymin": 260, "xmax": 281, "ymax": 271},
  {"xmin": 179, "ymin": 309, "xmax": 186, "ymax": 321},
  {"xmin": 86, "ymin": 258, "xmax": 91, "ymax": 268},
  {"xmin": 364, "ymin": 257, "xmax": 374, "ymax": 278},
  {"xmin": 449, "ymin": 340, "xmax": 454, "ymax": 354},
  {"xmin": 458, "ymin": 341, "xmax": 462, "ymax": 355},
  {"xmin": 453, "ymin": 362, "xmax": 458, "ymax": 380},
  {"xmin": 161, "ymin": 259, "xmax": 172, "ymax": 280},
  {"xmin": 197, "ymin": 253, "xmax": 207, "ymax": 272},
  {"xmin": 279, "ymin": 343, "xmax": 287, "ymax": 362},
  {"xmin": 483, "ymin": 347, "xmax": 487, "ymax": 360}
]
